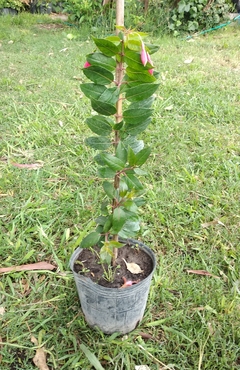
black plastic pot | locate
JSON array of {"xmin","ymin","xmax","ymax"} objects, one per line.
[
  {"xmin": 70, "ymin": 239, "xmax": 156, "ymax": 334},
  {"xmin": 0, "ymin": 7, "xmax": 18, "ymax": 15}
]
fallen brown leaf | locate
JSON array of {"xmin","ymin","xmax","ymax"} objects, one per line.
[
  {"xmin": 137, "ymin": 331, "xmax": 155, "ymax": 341},
  {"xmin": 31, "ymin": 336, "xmax": 49, "ymax": 370},
  {"xmin": 11, "ymin": 162, "xmax": 43, "ymax": 170},
  {"xmin": 186, "ymin": 269, "xmax": 220, "ymax": 279},
  {"xmin": 0, "ymin": 262, "xmax": 55, "ymax": 274},
  {"xmin": 122, "ymin": 259, "xmax": 143, "ymax": 274}
]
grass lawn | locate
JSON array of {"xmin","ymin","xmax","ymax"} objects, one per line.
[{"xmin": 0, "ymin": 13, "xmax": 240, "ymax": 370}]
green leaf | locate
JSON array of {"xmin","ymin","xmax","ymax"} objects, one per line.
[
  {"xmin": 95, "ymin": 216, "xmax": 107, "ymax": 226},
  {"xmin": 98, "ymin": 166, "xmax": 116, "ymax": 178},
  {"xmin": 123, "ymin": 137, "xmax": 144, "ymax": 153},
  {"xmin": 112, "ymin": 121, "xmax": 124, "ymax": 130},
  {"xmin": 85, "ymin": 136, "xmax": 112, "ymax": 150},
  {"xmin": 124, "ymin": 49, "xmax": 152, "ymax": 71},
  {"xmin": 116, "ymin": 141, "xmax": 127, "ymax": 164},
  {"xmin": 119, "ymin": 220, "xmax": 140, "ymax": 238},
  {"xmin": 125, "ymin": 118, "xmax": 152, "ymax": 136},
  {"xmin": 125, "ymin": 173, "xmax": 143, "ymax": 190},
  {"xmin": 123, "ymin": 199, "xmax": 138, "ymax": 212},
  {"xmin": 87, "ymin": 53, "xmax": 116, "ymax": 71},
  {"xmin": 86, "ymin": 116, "xmax": 112, "ymax": 136},
  {"xmin": 145, "ymin": 42, "xmax": 160, "ymax": 55},
  {"xmin": 128, "ymin": 146, "xmax": 137, "ymax": 166},
  {"xmin": 126, "ymin": 68, "xmax": 156, "ymax": 83},
  {"xmin": 101, "ymin": 153, "xmax": 126, "ymax": 171},
  {"xmin": 91, "ymin": 99, "xmax": 116, "ymax": 116},
  {"xmin": 99, "ymin": 86, "xmax": 120, "ymax": 105},
  {"xmin": 119, "ymin": 179, "xmax": 128, "ymax": 196},
  {"xmin": 103, "ymin": 216, "xmax": 112, "ymax": 232},
  {"xmin": 125, "ymin": 83, "xmax": 159, "ymax": 102},
  {"xmin": 135, "ymin": 147, "xmax": 151, "ymax": 166},
  {"xmin": 92, "ymin": 37, "xmax": 120, "ymax": 56},
  {"xmin": 112, "ymin": 208, "xmax": 127, "ymax": 233},
  {"xmin": 129, "ymin": 96, "xmax": 155, "ymax": 110},
  {"xmin": 123, "ymin": 108, "xmax": 153, "ymax": 125},
  {"xmin": 103, "ymin": 181, "xmax": 115, "ymax": 198},
  {"xmin": 105, "ymin": 35, "xmax": 121, "ymax": 43},
  {"xmin": 81, "ymin": 83, "xmax": 106, "ymax": 100},
  {"xmin": 80, "ymin": 232, "xmax": 101, "ymax": 248},
  {"xmin": 83, "ymin": 65, "xmax": 114, "ymax": 85}
]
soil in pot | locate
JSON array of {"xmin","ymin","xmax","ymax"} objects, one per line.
[{"xmin": 73, "ymin": 242, "xmax": 154, "ymax": 289}]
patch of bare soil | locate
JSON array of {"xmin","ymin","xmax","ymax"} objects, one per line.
[
  {"xmin": 36, "ymin": 22, "xmax": 66, "ymax": 30},
  {"xmin": 74, "ymin": 243, "xmax": 154, "ymax": 289}
]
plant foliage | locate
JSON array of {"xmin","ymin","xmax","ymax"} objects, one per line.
[
  {"xmin": 80, "ymin": 29, "xmax": 159, "ymax": 264},
  {"xmin": 168, "ymin": 0, "xmax": 231, "ymax": 35}
]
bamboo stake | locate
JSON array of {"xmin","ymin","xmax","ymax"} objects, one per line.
[{"xmin": 112, "ymin": 0, "xmax": 125, "ymax": 266}]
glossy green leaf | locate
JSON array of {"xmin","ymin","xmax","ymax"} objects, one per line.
[
  {"xmin": 112, "ymin": 208, "xmax": 127, "ymax": 234},
  {"xmin": 119, "ymin": 220, "xmax": 140, "ymax": 238},
  {"xmin": 135, "ymin": 147, "xmax": 151, "ymax": 166},
  {"xmin": 125, "ymin": 173, "xmax": 143, "ymax": 190},
  {"xmin": 92, "ymin": 37, "xmax": 120, "ymax": 56},
  {"xmin": 103, "ymin": 181, "xmax": 115, "ymax": 198},
  {"xmin": 105, "ymin": 35, "xmax": 121, "ymax": 43},
  {"xmin": 119, "ymin": 179, "xmax": 128, "ymax": 196},
  {"xmin": 128, "ymin": 146, "xmax": 137, "ymax": 166},
  {"xmin": 98, "ymin": 166, "xmax": 116, "ymax": 178},
  {"xmin": 116, "ymin": 141, "xmax": 127, "ymax": 164},
  {"xmin": 85, "ymin": 136, "xmax": 111, "ymax": 150},
  {"xmin": 103, "ymin": 216, "xmax": 112, "ymax": 232},
  {"xmin": 100, "ymin": 246, "xmax": 112, "ymax": 265},
  {"xmin": 123, "ymin": 108, "xmax": 153, "ymax": 125},
  {"xmin": 80, "ymin": 83, "xmax": 106, "ymax": 100},
  {"xmin": 99, "ymin": 87, "xmax": 120, "ymax": 105},
  {"xmin": 83, "ymin": 66, "xmax": 114, "ymax": 85},
  {"xmin": 124, "ymin": 50, "xmax": 152, "ymax": 71},
  {"xmin": 91, "ymin": 99, "xmax": 116, "ymax": 116},
  {"xmin": 95, "ymin": 215, "xmax": 107, "ymax": 226},
  {"xmin": 86, "ymin": 116, "xmax": 112, "ymax": 136},
  {"xmin": 125, "ymin": 83, "xmax": 160, "ymax": 102},
  {"xmin": 86, "ymin": 53, "xmax": 116, "ymax": 71},
  {"xmin": 80, "ymin": 232, "xmax": 101, "ymax": 248},
  {"xmin": 101, "ymin": 153, "xmax": 126, "ymax": 171},
  {"xmin": 126, "ymin": 68, "xmax": 156, "ymax": 83},
  {"xmin": 145, "ymin": 42, "xmax": 160, "ymax": 55},
  {"xmin": 129, "ymin": 96, "xmax": 155, "ymax": 110},
  {"xmin": 124, "ymin": 118, "xmax": 152, "ymax": 136},
  {"xmin": 123, "ymin": 137, "xmax": 144, "ymax": 153},
  {"xmin": 123, "ymin": 199, "xmax": 138, "ymax": 212}
]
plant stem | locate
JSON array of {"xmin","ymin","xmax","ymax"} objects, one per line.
[{"xmin": 112, "ymin": 6, "xmax": 125, "ymax": 265}]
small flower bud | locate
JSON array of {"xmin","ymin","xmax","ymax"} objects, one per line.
[
  {"xmin": 147, "ymin": 52, "xmax": 154, "ymax": 67},
  {"xmin": 83, "ymin": 61, "xmax": 91, "ymax": 68},
  {"xmin": 140, "ymin": 42, "xmax": 148, "ymax": 67}
]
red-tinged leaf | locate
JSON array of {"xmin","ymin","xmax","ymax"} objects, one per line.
[
  {"xmin": 11, "ymin": 162, "xmax": 43, "ymax": 170},
  {"xmin": 0, "ymin": 262, "xmax": 55, "ymax": 274},
  {"xmin": 186, "ymin": 270, "xmax": 220, "ymax": 279}
]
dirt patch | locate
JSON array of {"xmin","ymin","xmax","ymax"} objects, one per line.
[
  {"xmin": 36, "ymin": 23, "xmax": 66, "ymax": 30},
  {"xmin": 73, "ymin": 243, "xmax": 154, "ymax": 288}
]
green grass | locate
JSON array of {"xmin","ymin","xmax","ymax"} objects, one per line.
[{"xmin": 0, "ymin": 13, "xmax": 240, "ymax": 370}]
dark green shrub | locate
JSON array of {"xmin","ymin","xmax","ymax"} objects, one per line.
[{"xmin": 169, "ymin": 0, "xmax": 230, "ymax": 35}]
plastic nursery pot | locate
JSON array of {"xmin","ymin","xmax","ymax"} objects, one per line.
[
  {"xmin": 70, "ymin": 239, "xmax": 156, "ymax": 334},
  {"xmin": 1, "ymin": 7, "xmax": 18, "ymax": 15}
]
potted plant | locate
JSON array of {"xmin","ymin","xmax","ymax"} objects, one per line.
[
  {"xmin": 0, "ymin": 0, "xmax": 25, "ymax": 14},
  {"xmin": 70, "ymin": 28, "xmax": 159, "ymax": 334}
]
